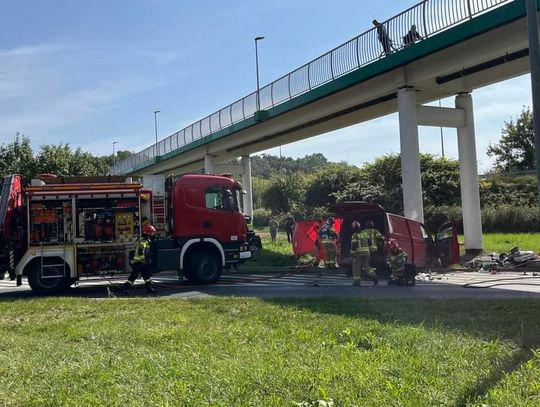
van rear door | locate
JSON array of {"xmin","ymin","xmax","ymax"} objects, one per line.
[
  {"xmin": 435, "ymin": 221, "xmax": 460, "ymax": 266},
  {"xmin": 406, "ymin": 219, "xmax": 428, "ymax": 267},
  {"xmin": 387, "ymin": 214, "xmax": 414, "ymax": 263},
  {"xmin": 386, "ymin": 214, "xmax": 429, "ymax": 267}
]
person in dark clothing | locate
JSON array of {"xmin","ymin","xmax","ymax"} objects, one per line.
[
  {"xmin": 403, "ymin": 24, "xmax": 422, "ymax": 47},
  {"xmin": 373, "ymin": 19, "xmax": 392, "ymax": 55},
  {"xmin": 123, "ymin": 224, "xmax": 157, "ymax": 294},
  {"xmin": 285, "ymin": 213, "xmax": 295, "ymax": 243},
  {"xmin": 269, "ymin": 217, "xmax": 279, "ymax": 243}
]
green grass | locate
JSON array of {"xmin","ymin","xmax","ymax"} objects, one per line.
[
  {"xmin": 481, "ymin": 233, "xmax": 539, "ymax": 254},
  {"xmin": 246, "ymin": 232, "xmax": 296, "ymax": 270},
  {"xmin": 0, "ymin": 297, "xmax": 538, "ymax": 406}
]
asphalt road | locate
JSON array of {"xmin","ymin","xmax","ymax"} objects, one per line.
[{"xmin": 1, "ymin": 269, "xmax": 539, "ymax": 300}]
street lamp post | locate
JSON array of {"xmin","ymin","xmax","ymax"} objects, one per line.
[
  {"xmin": 439, "ymin": 99, "xmax": 445, "ymax": 158},
  {"xmin": 154, "ymin": 110, "xmax": 161, "ymax": 155},
  {"xmin": 112, "ymin": 141, "xmax": 118, "ymax": 165},
  {"xmin": 255, "ymin": 37, "xmax": 265, "ymax": 112}
]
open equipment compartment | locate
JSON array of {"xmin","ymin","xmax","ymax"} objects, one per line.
[{"xmin": 25, "ymin": 177, "xmax": 147, "ymax": 278}]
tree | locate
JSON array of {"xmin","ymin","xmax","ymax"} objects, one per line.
[
  {"xmin": 250, "ymin": 153, "xmax": 329, "ymax": 179},
  {"xmin": 487, "ymin": 108, "xmax": 535, "ymax": 172},
  {"xmin": 0, "ymin": 134, "xmax": 36, "ymax": 179},
  {"xmin": 304, "ymin": 163, "xmax": 362, "ymax": 207},
  {"xmin": 34, "ymin": 144, "xmax": 101, "ymax": 176},
  {"xmin": 262, "ymin": 175, "xmax": 306, "ymax": 213},
  {"xmin": 0, "ymin": 135, "xmax": 129, "ymax": 179},
  {"xmin": 335, "ymin": 154, "xmax": 461, "ymax": 214},
  {"xmin": 98, "ymin": 150, "xmax": 133, "ymax": 169}
]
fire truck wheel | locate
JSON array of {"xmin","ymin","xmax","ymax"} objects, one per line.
[
  {"xmin": 189, "ymin": 250, "xmax": 222, "ymax": 284},
  {"xmin": 27, "ymin": 260, "xmax": 71, "ymax": 295}
]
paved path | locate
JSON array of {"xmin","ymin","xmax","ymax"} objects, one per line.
[{"xmin": 1, "ymin": 270, "xmax": 539, "ymax": 299}]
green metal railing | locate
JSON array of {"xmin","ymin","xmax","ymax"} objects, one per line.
[{"xmin": 112, "ymin": 0, "xmax": 511, "ymax": 174}]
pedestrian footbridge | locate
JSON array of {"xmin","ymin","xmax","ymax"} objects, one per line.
[{"xmin": 113, "ymin": 0, "xmax": 538, "ymax": 251}]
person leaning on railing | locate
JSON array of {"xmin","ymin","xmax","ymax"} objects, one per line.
[
  {"xmin": 403, "ymin": 24, "xmax": 423, "ymax": 47},
  {"xmin": 373, "ymin": 19, "xmax": 392, "ymax": 56}
]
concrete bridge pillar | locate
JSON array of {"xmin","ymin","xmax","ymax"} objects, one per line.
[
  {"xmin": 455, "ymin": 93, "xmax": 483, "ymax": 251},
  {"xmin": 241, "ymin": 156, "xmax": 253, "ymax": 219},
  {"xmin": 204, "ymin": 154, "xmax": 214, "ymax": 174},
  {"xmin": 398, "ymin": 87, "xmax": 424, "ymax": 223}
]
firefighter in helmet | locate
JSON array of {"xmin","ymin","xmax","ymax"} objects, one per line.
[
  {"xmin": 123, "ymin": 223, "xmax": 157, "ymax": 294},
  {"xmin": 350, "ymin": 221, "xmax": 378, "ymax": 286},
  {"xmin": 387, "ymin": 239, "xmax": 408, "ymax": 282},
  {"xmin": 319, "ymin": 217, "xmax": 338, "ymax": 268},
  {"xmin": 364, "ymin": 220, "xmax": 383, "ymax": 256}
]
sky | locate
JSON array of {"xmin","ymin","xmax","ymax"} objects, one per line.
[{"xmin": 0, "ymin": 0, "xmax": 532, "ymax": 172}]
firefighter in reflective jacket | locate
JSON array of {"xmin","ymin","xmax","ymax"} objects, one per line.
[
  {"xmin": 364, "ymin": 220, "xmax": 383, "ymax": 255},
  {"xmin": 387, "ymin": 239, "xmax": 408, "ymax": 280},
  {"xmin": 350, "ymin": 221, "xmax": 378, "ymax": 286},
  {"xmin": 123, "ymin": 224, "xmax": 157, "ymax": 294},
  {"xmin": 319, "ymin": 217, "xmax": 338, "ymax": 268}
]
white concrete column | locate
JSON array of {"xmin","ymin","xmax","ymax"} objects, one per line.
[
  {"xmin": 241, "ymin": 156, "xmax": 253, "ymax": 218},
  {"xmin": 204, "ymin": 154, "xmax": 214, "ymax": 174},
  {"xmin": 398, "ymin": 87, "xmax": 424, "ymax": 223},
  {"xmin": 455, "ymin": 93, "xmax": 483, "ymax": 251}
]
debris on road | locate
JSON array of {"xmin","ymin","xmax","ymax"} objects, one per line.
[
  {"xmin": 416, "ymin": 271, "xmax": 445, "ymax": 282},
  {"xmin": 464, "ymin": 246, "xmax": 540, "ymax": 271}
]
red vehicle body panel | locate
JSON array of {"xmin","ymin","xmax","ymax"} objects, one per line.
[
  {"xmin": 0, "ymin": 175, "xmax": 23, "ymax": 241},
  {"xmin": 171, "ymin": 174, "xmax": 247, "ymax": 242},
  {"xmin": 386, "ymin": 214, "xmax": 428, "ymax": 266}
]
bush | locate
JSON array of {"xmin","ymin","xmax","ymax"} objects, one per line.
[
  {"xmin": 424, "ymin": 205, "xmax": 539, "ymax": 233},
  {"xmin": 424, "ymin": 206, "xmax": 463, "ymax": 233},
  {"xmin": 482, "ymin": 205, "xmax": 539, "ymax": 233},
  {"xmin": 253, "ymin": 208, "xmax": 272, "ymax": 228}
]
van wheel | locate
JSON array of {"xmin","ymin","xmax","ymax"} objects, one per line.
[
  {"xmin": 27, "ymin": 260, "xmax": 71, "ymax": 295},
  {"xmin": 188, "ymin": 251, "xmax": 222, "ymax": 284}
]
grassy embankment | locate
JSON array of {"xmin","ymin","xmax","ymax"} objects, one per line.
[{"xmin": 0, "ymin": 297, "xmax": 538, "ymax": 406}]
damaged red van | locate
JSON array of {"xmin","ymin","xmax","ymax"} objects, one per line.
[{"xmin": 293, "ymin": 201, "xmax": 459, "ymax": 270}]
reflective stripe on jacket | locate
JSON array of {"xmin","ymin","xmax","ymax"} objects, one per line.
[
  {"xmin": 387, "ymin": 250, "xmax": 407, "ymax": 270},
  {"xmin": 351, "ymin": 231, "xmax": 370, "ymax": 255},
  {"xmin": 364, "ymin": 228, "xmax": 383, "ymax": 252},
  {"xmin": 133, "ymin": 237, "xmax": 151, "ymax": 263}
]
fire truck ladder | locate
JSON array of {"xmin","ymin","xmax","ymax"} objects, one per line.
[
  {"xmin": 39, "ymin": 243, "xmax": 67, "ymax": 280},
  {"xmin": 152, "ymin": 194, "xmax": 166, "ymax": 234}
]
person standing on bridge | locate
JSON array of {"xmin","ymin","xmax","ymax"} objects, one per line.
[
  {"xmin": 373, "ymin": 19, "xmax": 392, "ymax": 56},
  {"xmin": 123, "ymin": 223, "xmax": 157, "ymax": 295}
]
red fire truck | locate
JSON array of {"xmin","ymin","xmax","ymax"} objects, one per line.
[{"xmin": 0, "ymin": 173, "xmax": 252, "ymax": 294}]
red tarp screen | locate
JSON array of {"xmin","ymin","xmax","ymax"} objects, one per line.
[{"xmin": 292, "ymin": 219, "xmax": 342, "ymax": 260}]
